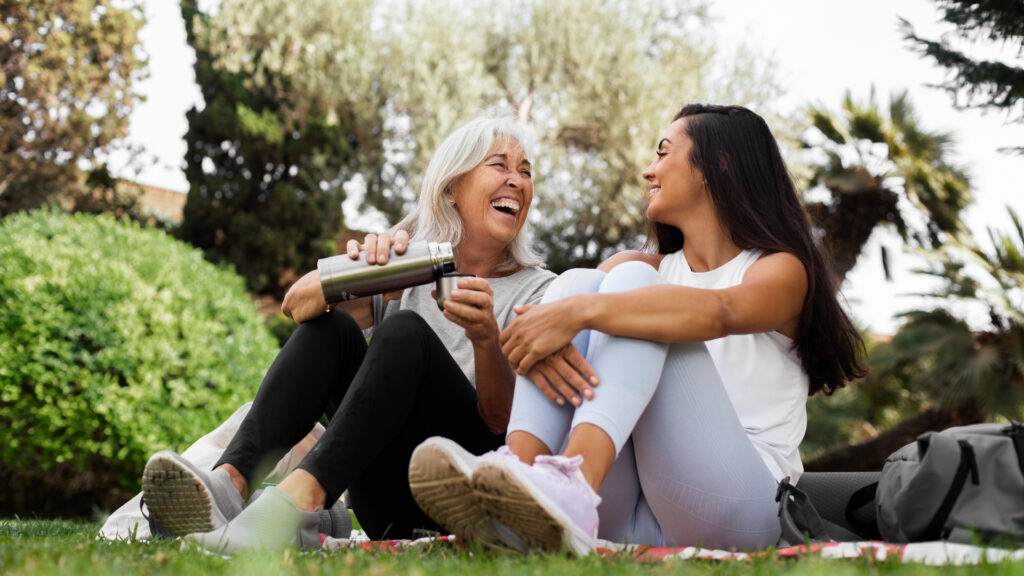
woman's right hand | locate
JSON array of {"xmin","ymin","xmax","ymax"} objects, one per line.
[
  {"xmin": 346, "ymin": 229, "xmax": 409, "ymax": 265},
  {"xmin": 524, "ymin": 345, "xmax": 599, "ymax": 407}
]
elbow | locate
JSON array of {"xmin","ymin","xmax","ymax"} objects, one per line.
[{"xmin": 709, "ymin": 297, "xmax": 735, "ymax": 339}]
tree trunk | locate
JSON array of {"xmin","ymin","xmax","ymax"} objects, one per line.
[{"xmin": 805, "ymin": 404, "xmax": 987, "ymax": 472}]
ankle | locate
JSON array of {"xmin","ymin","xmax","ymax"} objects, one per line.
[
  {"xmin": 215, "ymin": 464, "xmax": 249, "ymax": 500},
  {"xmin": 507, "ymin": 431, "xmax": 551, "ymax": 465}
]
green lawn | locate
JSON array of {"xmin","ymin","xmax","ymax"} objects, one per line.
[{"xmin": 1, "ymin": 519, "xmax": 1022, "ymax": 576}]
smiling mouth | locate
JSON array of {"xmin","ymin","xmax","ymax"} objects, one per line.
[{"xmin": 491, "ymin": 199, "xmax": 520, "ymax": 216}]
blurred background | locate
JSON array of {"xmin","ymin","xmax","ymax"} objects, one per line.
[{"xmin": 1, "ymin": 0, "xmax": 1022, "ymax": 517}]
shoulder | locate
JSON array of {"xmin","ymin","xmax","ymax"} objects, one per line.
[
  {"xmin": 743, "ymin": 251, "xmax": 807, "ymax": 292},
  {"xmin": 598, "ymin": 250, "xmax": 664, "ymax": 272}
]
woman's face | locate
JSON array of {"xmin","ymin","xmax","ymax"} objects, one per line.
[
  {"xmin": 641, "ymin": 118, "xmax": 708, "ymax": 226},
  {"xmin": 450, "ymin": 138, "xmax": 534, "ymax": 253}
]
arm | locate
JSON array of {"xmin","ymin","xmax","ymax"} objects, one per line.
[
  {"xmin": 281, "ymin": 230, "xmax": 409, "ymax": 329},
  {"xmin": 501, "ymin": 252, "xmax": 808, "ymax": 373},
  {"xmin": 439, "ymin": 277, "xmax": 514, "ymax": 434}
]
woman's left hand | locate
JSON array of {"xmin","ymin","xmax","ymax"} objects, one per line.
[
  {"xmin": 500, "ymin": 299, "xmax": 583, "ymax": 374},
  {"xmin": 441, "ymin": 276, "xmax": 500, "ymax": 344}
]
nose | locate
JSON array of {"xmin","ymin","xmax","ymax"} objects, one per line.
[
  {"xmin": 642, "ymin": 161, "xmax": 656, "ymax": 182},
  {"xmin": 507, "ymin": 171, "xmax": 524, "ymax": 189}
]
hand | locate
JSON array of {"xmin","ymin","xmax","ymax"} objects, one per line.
[
  {"xmin": 346, "ymin": 229, "xmax": 410, "ymax": 265},
  {"xmin": 500, "ymin": 299, "xmax": 583, "ymax": 374},
  {"xmin": 440, "ymin": 276, "xmax": 498, "ymax": 344},
  {"xmin": 525, "ymin": 345, "xmax": 599, "ymax": 407}
]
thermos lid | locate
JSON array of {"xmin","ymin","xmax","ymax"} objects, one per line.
[{"xmin": 433, "ymin": 242, "xmax": 457, "ymax": 276}]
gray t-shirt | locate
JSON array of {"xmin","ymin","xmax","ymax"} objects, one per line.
[{"xmin": 367, "ymin": 266, "xmax": 555, "ymax": 388}]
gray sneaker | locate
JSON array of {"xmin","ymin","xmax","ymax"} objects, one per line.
[
  {"xmin": 409, "ymin": 437, "xmax": 526, "ymax": 553},
  {"xmin": 186, "ymin": 486, "xmax": 321, "ymax": 555},
  {"xmin": 141, "ymin": 450, "xmax": 245, "ymax": 537}
]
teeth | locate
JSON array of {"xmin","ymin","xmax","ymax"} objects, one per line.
[{"xmin": 491, "ymin": 199, "xmax": 520, "ymax": 214}]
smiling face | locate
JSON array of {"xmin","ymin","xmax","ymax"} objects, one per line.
[
  {"xmin": 641, "ymin": 118, "xmax": 709, "ymax": 227},
  {"xmin": 449, "ymin": 137, "xmax": 534, "ymax": 254}
]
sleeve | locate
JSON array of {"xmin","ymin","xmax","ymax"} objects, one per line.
[{"xmin": 524, "ymin": 270, "xmax": 556, "ymax": 305}]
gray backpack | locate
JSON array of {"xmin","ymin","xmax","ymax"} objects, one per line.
[{"xmin": 877, "ymin": 422, "xmax": 1024, "ymax": 544}]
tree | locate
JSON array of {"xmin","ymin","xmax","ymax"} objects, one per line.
[
  {"xmin": 0, "ymin": 0, "xmax": 146, "ymax": 216},
  {"xmin": 178, "ymin": 0, "xmax": 387, "ymax": 297},
  {"xmin": 801, "ymin": 90, "xmax": 971, "ymax": 282},
  {"xmin": 902, "ymin": 0, "xmax": 1024, "ymax": 152},
  {"xmin": 807, "ymin": 210, "xmax": 1024, "ymax": 470},
  {"xmin": 377, "ymin": 0, "xmax": 780, "ymax": 271}
]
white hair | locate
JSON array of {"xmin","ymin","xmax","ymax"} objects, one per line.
[{"xmin": 393, "ymin": 116, "xmax": 543, "ymax": 272}]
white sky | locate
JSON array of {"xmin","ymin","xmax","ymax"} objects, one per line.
[{"xmin": 112, "ymin": 0, "xmax": 1024, "ymax": 333}]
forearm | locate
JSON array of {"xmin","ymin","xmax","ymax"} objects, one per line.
[
  {"xmin": 574, "ymin": 286, "xmax": 731, "ymax": 343},
  {"xmin": 473, "ymin": 337, "xmax": 517, "ymax": 434},
  {"xmin": 283, "ymin": 269, "xmax": 373, "ymax": 328}
]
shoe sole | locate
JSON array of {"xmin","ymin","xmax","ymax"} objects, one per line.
[
  {"xmin": 408, "ymin": 438, "xmax": 520, "ymax": 553},
  {"xmin": 473, "ymin": 457, "xmax": 594, "ymax": 556},
  {"xmin": 142, "ymin": 452, "xmax": 225, "ymax": 536}
]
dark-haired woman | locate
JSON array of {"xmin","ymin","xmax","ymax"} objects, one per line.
[{"xmin": 410, "ymin": 104, "xmax": 866, "ymax": 554}]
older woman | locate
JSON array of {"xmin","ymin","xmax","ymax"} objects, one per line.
[{"xmin": 140, "ymin": 117, "xmax": 554, "ymax": 552}]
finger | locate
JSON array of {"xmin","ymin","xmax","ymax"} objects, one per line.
[
  {"xmin": 513, "ymin": 304, "xmax": 534, "ymax": 315},
  {"xmin": 376, "ymin": 233, "xmax": 392, "ymax": 265},
  {"xmin": 529, "ymin": 367, "xmax": 566, "ymax": 406},
  {"xmin": 518, "ymin": 349, "xmax": 544, "ymax": 375},
  {"xmin": 538, "ymin": 362, "xmax": 581, "ymax": 406},
  {"xmin": 563, "ymin": 345, "xmax": 600, "ymax": 388},
  {"xmin": 394, "ymin": 230, "xmax": 409, "ymax": 254},
  {"xmin": 363, "ymin": 234, "xmax": 378, "ymax": 264},
  {"xmin": 549, "ymin": 355, "xmax": 592, "ymax": 402},
  {"xmin": 346, "ymin": 239, "xmax": 361, "ymax": 259},
  {"xmin": 448, "ymin": 287, "xmax": 491, "ymax": 311}
]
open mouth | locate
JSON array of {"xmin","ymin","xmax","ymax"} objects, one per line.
[{"xmin": 491, "ymin": 198, "xmax": 520, "ymax": 216}]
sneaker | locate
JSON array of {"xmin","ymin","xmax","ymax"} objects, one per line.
[
  {"xmin": 141, "ymin": 450, "xmax": 245, "ymax": 537},
  {"xmin": 251, "ymin": 487, "xmax": 354, "ymax": 539},
  {"xmin": 185, "ymin": 486, "xmax": 321, "ymax": 555},
  {"xmin": 408, "ymin": 437, "xmax": 526, "ymax": 553},
  {"xmin": 473, "ymin": 452, "xmax": 601, "ymax": 556}
]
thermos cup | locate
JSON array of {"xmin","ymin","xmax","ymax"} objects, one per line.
[
  {"xmin": 318, "ymin": 240, "xmax": 457, "ymax": 305},
  {"xmin": 435, "ymin": 273, "xmax": 476, "ymax": 311}
]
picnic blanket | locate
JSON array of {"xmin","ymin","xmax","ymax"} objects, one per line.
[{"xmin": 321, "ymin": 532, "xmax": 1024, "ymax": 566}]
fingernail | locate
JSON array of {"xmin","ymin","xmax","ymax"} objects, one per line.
[
  {"xmin": 556, "ymin": 398, "xmax": 565, "ymax": 405},
  {"xmin": 590, "ymin": 376, "xmax": 599, "ymax": 385},
  {"xmin": 583, "ymin": 389, "xmax": 593, "ymax": 399}
]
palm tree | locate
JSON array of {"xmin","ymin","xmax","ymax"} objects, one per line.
[
  {"xmin": 801, "ymin": 90, "xmax": 971, "ymax": 283},
  {"xmin": 807, "ymin": 209, "xmax": 1024, "ymax": 471}
]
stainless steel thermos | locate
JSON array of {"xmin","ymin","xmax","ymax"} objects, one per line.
[{"xmin": 318, "ymin": 241, "xmax": 457, "ymax": 305}]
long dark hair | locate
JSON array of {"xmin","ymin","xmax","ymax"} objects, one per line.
[{"xmin": 645, "ymin": 104, "xmax": 866, "ymax": 395}]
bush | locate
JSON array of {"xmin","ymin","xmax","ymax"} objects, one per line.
[{"xmin": 0, "ymin": 210, "xmax": 279, "ymax": 515}]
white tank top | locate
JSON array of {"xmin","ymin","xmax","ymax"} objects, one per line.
[{"xmin": 659, "ymin": 248, "xmax": 808, "ymax": 482}]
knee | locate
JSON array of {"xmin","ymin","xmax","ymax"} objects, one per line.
[
  {"xmin": 541, "ymin": 268, "xmax": 606, "ymax": 303},
  {"xmin": 370, "ymin": 310, "xmax": 433, "ymax": 351},
  {"xmin": 599, "ymin": 260, "xmax": 662, "ymax": 294},
  {"xmin": 287, "ymin": 308, "xmax": 363, "ymax": 352}
]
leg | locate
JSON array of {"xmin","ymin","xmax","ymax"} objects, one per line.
[
  {"xmin": 628, "ymin": 342, "xmax": 780, "ymax": 549},
  {"xmin": 216, "ymin": 309, "xmax": 368, "ymax": 496},
  {"xmin": 300, "ymin": 311, "xmax": 503, "ymax": 536},
  {"xmin": 565, "ymin": 261, "xmax": 669, "ymax": 488},
  {"xmin": 506, "ymin": 268, "xmax": 606, "ymax": 461}
]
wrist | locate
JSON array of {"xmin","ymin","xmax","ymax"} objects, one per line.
[{"xmin": 567, "ymin": 294, "xmax": 596, "ymax": 332}]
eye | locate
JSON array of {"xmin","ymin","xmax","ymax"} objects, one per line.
[
  {"xmin": 655, "ymin": 150, "xmax": 667, "ymax": 158},
  {"xmin": 520, "ymin": 169, "xmax": 532, "ymax": 178}
]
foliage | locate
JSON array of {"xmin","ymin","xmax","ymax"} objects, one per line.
[
  {"xmin": 0, "ymin": 210, "xmax": 278, "ymax": 510},
  {"xmin": 801, "ymin": 90, "xmax": 971, "ymax": 281},
  {"xmin": 178, "ymin": 0, "xmax": 386, "ymax": 297},
  {"xmin": 902, "ymin": 0, "xmax": 1024, "ymax": 152},
  {"xmin": 379, "ymin": 0, "xmax": 780, "ymax": 271},
  {"xmin": 0, "ymin": 0, "xmax": 147, "ymax": 215}
]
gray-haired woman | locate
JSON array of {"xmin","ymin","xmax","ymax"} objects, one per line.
[{"xmin": 140, "ymin": 117, "xmax": 554, "ymax": 552}]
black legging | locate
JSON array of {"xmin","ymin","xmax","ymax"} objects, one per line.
[{"xmin": 215, "ymin": 308, "xmax": 504, "ymax": 539}]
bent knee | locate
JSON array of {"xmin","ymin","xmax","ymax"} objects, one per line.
[
  {"xmin": 370, "ymin": 310, "xmax": 434, "ymax": 348},
  {"xmin": 599, "ymin": 260, "xmax": 662, "ymax": 294},
  {"xmin": 542, "ymin": 268, "xmax": 606, "ymax": 303}
]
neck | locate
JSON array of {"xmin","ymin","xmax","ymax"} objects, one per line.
[
  {"xmin": 455, "ymin": 243, "xmax": 511, "ymax": 278},
  {"xmin": 672, "ymin": 211, "xmax": 739, "ymax": 273}
]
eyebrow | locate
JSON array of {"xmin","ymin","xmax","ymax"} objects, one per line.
[
  {"xmin": 486, "ymin": 153, "xmax": 531, "ymax": 167},
  {"xmin": 657, "ymin": 138, "xmax": 671, "ymax": 149}
]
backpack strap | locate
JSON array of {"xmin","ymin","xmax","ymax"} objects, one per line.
[
  {"xmin": 776, "ymin": 476, "xmax": 831, "ymax": 545},
  {"xmin": 921, "ymin": 439, "xmax": 980, "ymax": 540},
  {"xmin": 844, "ymin": 481, "xmax": 880, "ymax": 539},
  {"xmin": 1005, "ymin": 421, "xmax": 1024, "ymax": 478}
]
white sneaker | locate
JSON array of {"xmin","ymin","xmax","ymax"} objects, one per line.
[
  {"xmin": 473, "ymin": 452, "xmax": 601, "ymax": 556},
  {"xmin": 141, "ymin": 450, "xmax": 244, "ymax": 536},
  {"xmin": 409, "ymin": 437, "xmax": 525, "ymax": 553}
]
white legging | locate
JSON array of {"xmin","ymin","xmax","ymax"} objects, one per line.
[{"xmin": 507, "ymin": 261, "xmax": 782, "ymax": 549}]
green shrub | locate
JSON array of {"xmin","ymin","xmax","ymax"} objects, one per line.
[{"xmin": 0, "ymin": 210, "xmax": 279, "ymax": 508}]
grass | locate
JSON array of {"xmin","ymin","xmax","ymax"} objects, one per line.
[{"xmin": 2, "ymin": 519, "xmax": 1024, "ymax": 576}]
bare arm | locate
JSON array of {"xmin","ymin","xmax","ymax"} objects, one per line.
[{"xmin": 501, "ymin": 252, "xmax": 808, "ymax": 373}]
